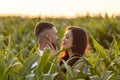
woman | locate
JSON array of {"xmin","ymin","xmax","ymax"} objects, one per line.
[{"xmin": 58, "ymin": 26, "xmax": 89, "ymax": 72}]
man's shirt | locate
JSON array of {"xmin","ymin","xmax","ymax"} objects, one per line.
[{"xmin": 31, "ymin": 49, "xmax": 43, "ymax": 68}]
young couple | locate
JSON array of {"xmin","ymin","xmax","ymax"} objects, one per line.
[{"xmin": 34, "ymin": 22, "xmax": 89, "ymax": 72}]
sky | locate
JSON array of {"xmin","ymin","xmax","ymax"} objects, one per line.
[{"xmin": 0, "ymin": 0, "xmax": 120, "ymax": 17}]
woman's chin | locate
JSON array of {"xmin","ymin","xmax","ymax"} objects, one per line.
[
  {"xmin": 61, "ymin": 46, "xmax": 65, "ymax": 49},
  {"xmin": 61, "ymin": 46, "xmax": 68, "ymax": 49}
]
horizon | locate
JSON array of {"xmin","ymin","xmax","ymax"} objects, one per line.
[
  {"xmin": 0, "ymin": 0, "xmax": 120, "ymax": 18},
  {"xmin": 0, "ymin": 13, "xmax": 120, "ymax": 18}
]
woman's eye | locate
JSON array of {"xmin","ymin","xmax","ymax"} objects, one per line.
[{"xmin": 66, "ymin": 35, "xmax": 69, "ymax": 39}]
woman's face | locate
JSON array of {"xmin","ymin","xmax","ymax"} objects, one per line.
[{"xmin": 61, "ymin": 30, "xmax": 73, "ymax": 49}]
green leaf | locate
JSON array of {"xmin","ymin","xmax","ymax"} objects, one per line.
[
  {"xmin": 62, "ymin": 60, "xmax": 73, "ymax": 78},
  {"xmin": 0, "ymin": 51, "xmax": 4, "ymax": 79},
  {"xmin": 19, "ymin": 52, "xmax": 40, "ymax": 79},
  {"xmin": 7, "ymin": 57, "xmax": 18, "ymax": 65},
  {"xmin": 90, "ymin": 33, "xmax": 107, "ymax": 59},
  {"xmin": 94, "ymin": 53, "xmax": 100, "ymax": 68},
  {"xmin": 29, "ymin": 42, "xmax": 38, "ymax": 56},
  {"xmin": 84, "ymin": 53, "xmax": 95, "ymax": 67},
  {"xmin": 83, "ymin": 56, "xmax": 93, "ymax": 66},
  {"xmin": 82, "ymin": 64, "xmax": 89, "ymax": 75},
  {"xmin": 36, "ymin": 49, "xmax": 50, "ymax": 79},
  {"xmin": 89, "ymin": 75, "xmax": 100, "ymax": 80},
  {"xmin": 25, "ymin": 74, "xmax": 35, "ymax": 80},
  {"xmin": 3, "ymin": 62, "xmax": 22, "ymax": 77},
  {"xmin": 101, "ymin": 71, "xmax": 113, "ymax": 80},
  {"xmin": 43, "ymin": 72, "xmax": 58, "ymax": 80}
]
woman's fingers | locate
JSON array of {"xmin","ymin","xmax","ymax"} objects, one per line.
[
  {"xmin": 47, "ymin": 43, "xmax": 58, "ymax": 56},
  {"xmin": 45, "ymin": 35, "xmax": 58, "ymax": 56},
  {"xmin": 48, "ymin": 43, "xmax": 55, "ymax": 50}
]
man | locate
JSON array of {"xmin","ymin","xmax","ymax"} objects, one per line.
[
  {"xmin": 34, "ymin": 21, "xmax": 58, "ymax": 55},
  {"xmin": 32, "ymin": 22, "xmax": 59, "ymax": 67}
]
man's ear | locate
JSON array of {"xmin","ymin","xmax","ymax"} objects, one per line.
[{"xmin": 37, "ymin": 33, "xmax": 46, "ymax": 43}]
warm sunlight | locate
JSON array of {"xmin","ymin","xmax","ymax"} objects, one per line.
[
  {"xmin": 1, "ymin": 0, "xmax": 120, "ymax": 80},
  {"xmin": 0, "ymin": 0, "xmax": 120, "ymax": 17}
]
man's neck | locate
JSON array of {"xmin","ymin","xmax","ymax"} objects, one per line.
[{"xmin": 38, "ymin": 49, "xmax": 44, "ymax": 56}]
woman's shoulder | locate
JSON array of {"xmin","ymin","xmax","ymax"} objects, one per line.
[{"xmin": 67, "ymin": 54, "xmax": 81, "ymax": 66}]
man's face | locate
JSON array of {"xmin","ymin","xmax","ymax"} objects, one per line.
[
  {"xmin": 51, "ymin": 27, "xmax": 59, "ymax": 44},
  {"xmin": 45, "ymin": 27, "xmax": 59, "ymax": 45}
]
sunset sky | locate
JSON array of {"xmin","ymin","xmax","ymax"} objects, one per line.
[{"xmin": 0, "ymin": 0, "xmax": 120, "ymax": 17}]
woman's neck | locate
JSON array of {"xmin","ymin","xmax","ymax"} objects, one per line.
[{"xmin": 67, "ymin": 49, "xmax": 73, "ymax": 58}]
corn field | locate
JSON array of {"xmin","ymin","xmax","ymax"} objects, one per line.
[{"xmin": 0, "ymin": 15, "xmax": 120, "ymax": 80}]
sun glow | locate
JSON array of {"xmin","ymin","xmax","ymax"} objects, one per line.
[{"xmin": 0, "ymin": 0, "xmax": 120, "ymax": 17}]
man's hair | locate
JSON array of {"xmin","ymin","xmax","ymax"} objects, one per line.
[{"xmin": 34, "ymin": 22, "xmax": 55, "ymax": 40}]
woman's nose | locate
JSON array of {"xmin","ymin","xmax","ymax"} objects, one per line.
[{"xmin": 62, "ymin": 38, "xmax": 65, "ymax": 42}]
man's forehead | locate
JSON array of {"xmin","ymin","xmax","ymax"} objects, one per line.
[{"xmin": 42, "ymin": 27, "xmax": 57, "ymax": 34}]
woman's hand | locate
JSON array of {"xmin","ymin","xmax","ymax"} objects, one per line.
[
  {"xmin": 46, "ymin": 43, "xmax": 58, "ymax": 56},
  {"xmin": 45, "ymin": 34, "xmax": 58, "ymax": 56}
]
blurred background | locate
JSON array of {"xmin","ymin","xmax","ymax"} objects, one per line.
[
  {"xmin": 0, "ymin": 0, "xmax": 120, "ymax": 18},
  {"xmin": 0, "ymin": 0, "xmax": 120, "ymax": 80}
]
